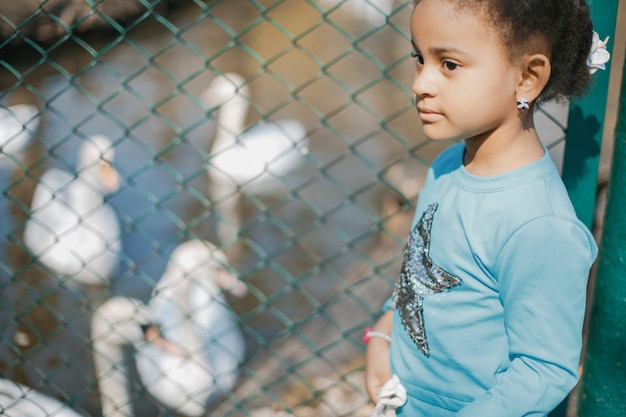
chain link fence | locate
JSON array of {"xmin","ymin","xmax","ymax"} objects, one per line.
[{"xmin": 0, "ymin": 1, "xmax": 571, "ymax": 416}]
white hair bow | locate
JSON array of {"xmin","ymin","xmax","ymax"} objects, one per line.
[{"xmin": 587, "ymin": 31, "xmax": 611, "ymax": 74}]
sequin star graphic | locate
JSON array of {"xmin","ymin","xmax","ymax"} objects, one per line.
[{"xmin": 393, "ymin": 203, "xmax": 461, "ymax": 356}]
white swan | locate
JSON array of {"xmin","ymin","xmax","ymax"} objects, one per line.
[
  {"xmin": 317, "ymin": 0, "xmax": 394, "ymax": 25},
  {"xmin": 0, "ymin": 104, "xmax": 39, "ymax": 160},
  {"xmin": 92, "ymin": 239, "xmax": 247, "ymax": 417},
  {"xmin": 0, "ymin": 377, "xmax": 85, "ymax": 416},
  {"xmin": 23, "ymin": 134, "xmax": 121, "ymax": 286},
  {"xmin": 202, "ymin": 73, "xmax": 309, "ymax": 243}
]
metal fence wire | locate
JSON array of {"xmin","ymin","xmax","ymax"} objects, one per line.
[{"xmin": 0, "ymin": 1, "xmax": 571, "ymax": 416}]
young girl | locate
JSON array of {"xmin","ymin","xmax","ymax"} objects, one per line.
[{"xmin": 365, "ymin": 0, "xmax": 609, "ymax": 415}]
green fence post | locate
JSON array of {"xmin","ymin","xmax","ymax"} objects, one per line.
[
  {"xmin": 561, "ymin": 0, "xmax": 619, "ymax": 229},
  {"xmin": 576, "ymin": 44, "xmax": 626, "ymax": 417},
  {"xmin": 552, "ymin": 1, "xmax": 619, "ymax": 416}
]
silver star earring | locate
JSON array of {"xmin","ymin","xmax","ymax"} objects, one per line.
[{"xmin": 516, "ymin": 98, "xmax": 530, "ymax": 112}]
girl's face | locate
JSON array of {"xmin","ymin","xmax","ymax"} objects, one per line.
[{"xmin": 410, "ymin": 0, "xmax": 522, "ymax": 143}]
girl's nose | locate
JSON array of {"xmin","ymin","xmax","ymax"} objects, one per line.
[{"xmin": 411, "ymin": 67, "xmax": 435, "ymax": 98}]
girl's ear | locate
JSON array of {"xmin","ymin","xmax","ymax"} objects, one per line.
[{"xmin": 517, "ymin": 54, "xmax": 551, "ymax": 103}]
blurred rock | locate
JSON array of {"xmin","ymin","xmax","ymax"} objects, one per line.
[{"xmin": 0, "ymin": 0, "xmax": 185, "ymax": 44}]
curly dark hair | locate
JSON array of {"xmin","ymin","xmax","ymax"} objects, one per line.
[{"xmin": 413, "ymin": 0, "xmax": 594, "ymax": 103}]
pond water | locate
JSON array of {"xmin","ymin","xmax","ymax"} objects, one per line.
[{"xmin": 0, "ymin": 0, "xmax": 430, "ymax": 414}]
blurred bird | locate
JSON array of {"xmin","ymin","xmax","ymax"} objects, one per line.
[
  {"xmin": 202, "ymin": 73, "xmax": 309, "ymax": 243},
  {"xmin": 92, "ymin": 239, "xmax": 247, "ymax": 417},
  {"xmin": 23, "ymin": 134, "xmax": 121, "ymax": 286},
  {"xmin": 318, "ymin": 0, "xmax": 394, "ymax": 25},
  {"xmin": 0, "ymin": 104, "xmax": 40, "ymax": 161},
  {"xmin": 0, "ymin": 377, "xmax": 85, "ymax": 416}
]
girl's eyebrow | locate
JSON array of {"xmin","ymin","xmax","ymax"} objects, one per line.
[
  {"xmin": 431, "ymin": 46, "xmax": 469, "ymax": 56},
  {"xmin": 410, "ymin": 39, "xmax": 469, "ymax": 56}
]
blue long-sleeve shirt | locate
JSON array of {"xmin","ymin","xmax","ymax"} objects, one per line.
[{"xmin": 388, "ymin": 143, "xmax": 597, "ymax": 416}]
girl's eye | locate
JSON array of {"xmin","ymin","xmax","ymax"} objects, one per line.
[
  {"xmin": 443, "ymin": 61, "xmax": 459, "ymax": 71},
  {"xmin": 411, "ymin": 50, "xmax": 424, "ymax": 65}
]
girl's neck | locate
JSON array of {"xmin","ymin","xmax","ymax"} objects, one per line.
[{"xmin": 462, "ymin": 117, "xmax": 545, "ymax": 176}]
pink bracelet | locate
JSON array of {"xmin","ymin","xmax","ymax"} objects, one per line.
[{"xmin": 363, "ymin": 327, "xmax": 391, "ymax": 343}]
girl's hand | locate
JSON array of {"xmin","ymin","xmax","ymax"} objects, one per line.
[
  {"xmin": 364, "ymin": 310, "xmax": 393, "ymax": 402},
  {"xmin": 365, "ymin": 338, "xmax": 392, "ymax": 402}
]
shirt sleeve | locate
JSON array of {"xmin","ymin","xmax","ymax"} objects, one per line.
[{"xmin": 455, "ymin": 216, "xmax": 597, "ymax": 417}]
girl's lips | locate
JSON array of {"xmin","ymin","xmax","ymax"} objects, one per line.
[{"xmin": 417, "ymin": 108, "xmax": 444, "ymax": 123}]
